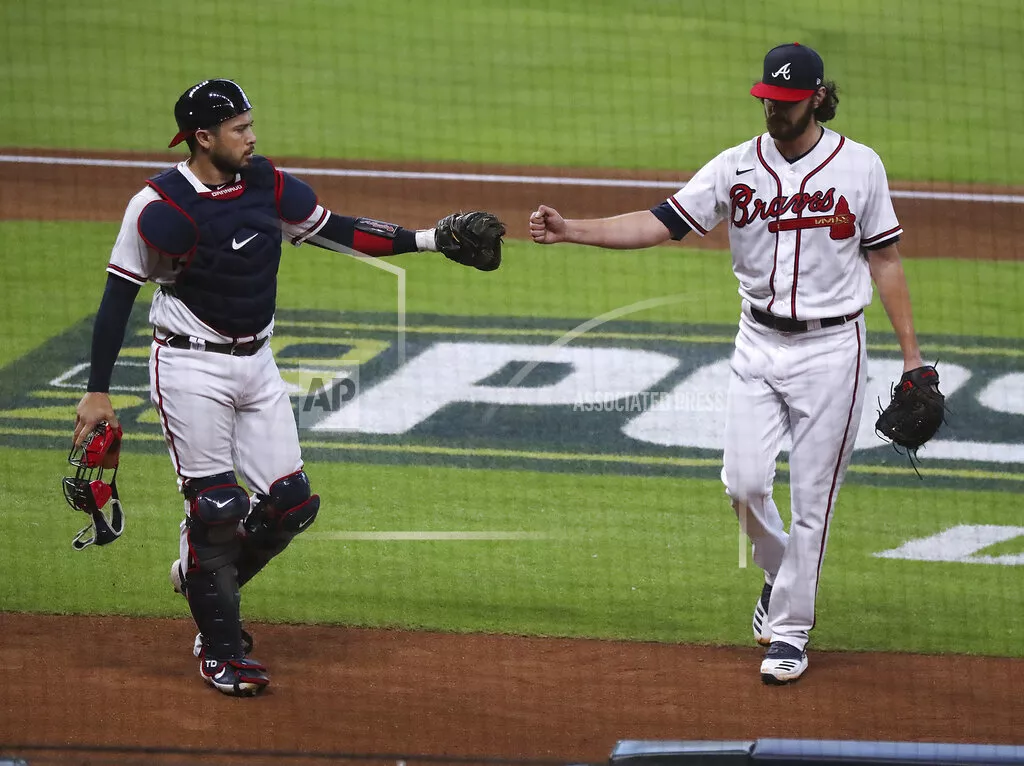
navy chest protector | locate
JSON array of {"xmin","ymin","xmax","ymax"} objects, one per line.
[{"xmin": 139, "ymin": 156, "xmax": 316, "ymax": 337}]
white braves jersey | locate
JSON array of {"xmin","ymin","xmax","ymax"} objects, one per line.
[
  {"xmin": 665, "ymin": 127, "xmax": 902, "ymax": 320},
  {"xmin": 106, "ymin": 161, "xmax": 330, "ymax": 343}
]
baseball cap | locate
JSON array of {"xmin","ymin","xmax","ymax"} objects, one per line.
[
  {"xmin": 750, "ymin": 43, "xmax": 824, "ymax": 102},
  {"xmin": 168, "ymin": 79, "xmax": 252, "ymax": 148}
]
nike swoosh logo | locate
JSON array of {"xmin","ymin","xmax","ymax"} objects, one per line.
[
  {"xmin": 232, "ymin": 233, "xmax": 258, "ymax": 250},
  {"xmin": 736, "ymin": 168, "xmax": 754, "ymax": 176}
]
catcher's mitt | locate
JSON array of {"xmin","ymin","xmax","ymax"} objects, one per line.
[
  {"xmin": 875, "ymin": 365, "xmax": 946, "ymax": 456},
  {"xmin": 435, "ymin": 211, "xmax": 505, "ymax": 271}
]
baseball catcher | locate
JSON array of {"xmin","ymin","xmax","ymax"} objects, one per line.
[
  {"xmin": 875, "ymin": 365, "xmax": 946, "ymax": 468},
  {"xmin": 70, "ymin": 78, "xmax": 509, "ymax": 697},
  {"xmin": 434, "ymin": 211, "xmax": 505, "ymax": 271}
]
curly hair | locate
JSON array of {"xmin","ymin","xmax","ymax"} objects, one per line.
[{"xmin": 814, "ymin": 80, "xmax": 840, "ymax": 122}]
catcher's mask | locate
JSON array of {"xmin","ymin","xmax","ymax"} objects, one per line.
[{"xmin": 62, "ymin": 422, "xmax": 125, "ymax": 550}]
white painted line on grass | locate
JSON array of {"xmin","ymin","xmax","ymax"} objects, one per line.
[
  {"xmin": 1, "ymin": 154, "xmax": 1020, "ymax": 203},
  {"xmin": 308, "ymin": 530, "xmax": 548, "ymax": 541}
]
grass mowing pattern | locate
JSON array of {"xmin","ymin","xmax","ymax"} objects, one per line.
[
  {"xmin": 2, "ymin": 453, "xmax": 1021, "ymax": 655},
  {"xmin": 2, "ymin": 0, "xmax": 1022, "ymax": 182}
]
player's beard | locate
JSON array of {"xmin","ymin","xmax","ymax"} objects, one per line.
[
  {"xmin": 766, "ymin": 100, "xmax": 815, "ymax": 142},
  {"xmin": 210, "ymin": 147, "xmax": 249, "ymax": 176}
]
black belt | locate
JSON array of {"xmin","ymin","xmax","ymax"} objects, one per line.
[
  {"xmin": 750, "ymin": 306, "xmax": 862, "ymax": 333},
  {"xmin": 162, "ymin": 334, "xmax": 269, "ymax": 356}
]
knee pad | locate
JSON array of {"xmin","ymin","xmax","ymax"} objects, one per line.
[
  {"xmin": 180, "ymin": 472, "xmax": 249, "ymax": 659},
  {"xmin": 244, "ymin": 470, "xmax": 320, "ymax": 546},
  {"xmin": 183, "ymin": 472, "xmax": 249, "ymax": 572}
]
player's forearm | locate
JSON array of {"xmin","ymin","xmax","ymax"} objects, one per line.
[
  {"xmin": 564, "ymin": 210, "xmax": 671, "ymax": 249},
  {"xmin": 87, "ymin": 275, "xmax": 141, "ymax": 393},
  {"xmin": 869, "ymin": 246, "xmax": 924, "ymax": 369},
  {"xmin": 310, "ymin": 213, "xmax": 436, "ymax": 257}
]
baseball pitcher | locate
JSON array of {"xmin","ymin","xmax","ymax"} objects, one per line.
[{"xmin": 529, "ymin": 44, "xmax": 942, "ymax": 685}]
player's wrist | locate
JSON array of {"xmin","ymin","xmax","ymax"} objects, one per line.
[
  {"xmin": 416, "ymin": 228, "xmax": 437, "ymax": 252},
  {"xmin": 559, "ymin": 220, "xmax": 578, "ymax": 244}
]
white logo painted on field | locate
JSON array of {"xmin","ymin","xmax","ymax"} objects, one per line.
[
  {"xmin": 312, "ymin": 342, "xmax": 678, "ymax": 434},
  {"xmin": 875, "ymin": 525, "xmax": 1024, "ymax": 565},
  {"xmin": 295, "ymin": 339, "xmax": 1024, "ymax": 463},
  {"xmin": 622, "ymin": 357, "xmax": 978, "ymax": 454},
  {"xmin": 772, "ymin": 63, "xmax": 792, "ymax": 80}
]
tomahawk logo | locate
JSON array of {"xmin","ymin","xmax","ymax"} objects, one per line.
[{"xmin": 772, "ymin": 63, "xmax": 792, "ymax": 80}]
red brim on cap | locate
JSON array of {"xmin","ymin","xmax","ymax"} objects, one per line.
[
  {"xmin": 750, "ymin": 82, "xmax": 816, "ymax": 102},
  {"xmin": 168, "ymin": 130, "xmax": 195, "ymax": 148}
]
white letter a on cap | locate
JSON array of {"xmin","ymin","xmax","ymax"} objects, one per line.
[{"xmin": 772, "ymin": 63, "xmax": 792, "ymax": 80}]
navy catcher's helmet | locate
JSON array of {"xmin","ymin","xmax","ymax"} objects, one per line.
[{"xmin": 168, "ymin": 78, "xmax": 252, "ymax": 148}]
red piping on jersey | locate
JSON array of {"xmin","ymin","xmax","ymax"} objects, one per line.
[
  {"xmin": 293, "ymin": 208, "xmax": 329, "ymax": 245},
  {"xmin": 667, "ymin": 196, "xmax": 708, "ymax": 236},
  {"xmin": 153, "ymin": 344, "xmax": 183, "ymax": 479},
  {"xmin": 862, "ymin": 224, "xmax": 902, "ymax": 246},
  {"xmin": 107, "ymin": 263, "xmax": 147, "ymax": 284},
  {"xmin": 756, "ymin": 137, "xmax": 784, "ymax": 313},
  {"xmin": 791, "ymin": 136, "xmax": 846, "ymax": 318},
  {"xmin": 812, "ymin": 319, "xmax": 861, "ymax": 629}
]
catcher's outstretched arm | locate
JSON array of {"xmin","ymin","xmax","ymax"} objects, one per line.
[
  {"xmin": 868, "ymin": 243, "xmax": 924, "ymax": 372},
  {"xmin": 308, "ymin": 212, "xmax": 437, "ymax": 257}
]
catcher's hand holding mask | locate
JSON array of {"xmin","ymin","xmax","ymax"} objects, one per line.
[{"xmin": 62, "ymin": 421, "xmax": 125, "ymax": 550}]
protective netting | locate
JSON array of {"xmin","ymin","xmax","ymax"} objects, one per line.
[{"xmin": 1, "ymin": 0, "xmax": 1022, "ymax": 761}]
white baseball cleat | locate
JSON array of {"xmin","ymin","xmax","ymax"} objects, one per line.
[
  {"xmin": 752, "ymin": 582, "xmax": 772, "ymax": 646},
  {"xmin": 760, "ymin": 640, "xmax": 808, "ymax": 685}
]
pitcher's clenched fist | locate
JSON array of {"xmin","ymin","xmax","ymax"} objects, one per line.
[{"xmin": 529, "ymin": 205, "xmax": 567, "ymax": 244}]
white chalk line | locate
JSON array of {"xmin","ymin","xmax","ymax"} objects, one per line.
[
  {"xmin": 1, "ymin": 154, "xmax": 1020, "ymax": 204},
  {"xmin": 307, "ymin": 530, "xmax": 549, "ymax": 541}
]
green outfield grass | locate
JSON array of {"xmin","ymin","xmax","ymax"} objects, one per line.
[
  {"xmin": 2, "ymin": 451, "xmax": 1022, "ymax": 656},
  {"xmin": 2, "ymin": 219, "xmax": 1023, "ymax": 657},
  {"xmin": 4, "ymin": 221, "xmax": 1024, "ymax": 372},
  {"xmin": 2, "ymin": 0, "xmax": 1022, "ymax": 183}
]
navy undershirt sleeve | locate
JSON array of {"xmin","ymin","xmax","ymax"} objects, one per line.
[
  {"xmin": 863, "ymin": 235, "xmax": 901, "ymax": 251},
  {"xmin": 87, "ymin": 274, "xmax": 142, "ymax": 393},
  {"xmin": 312, "ymin": 213, "xmax": 418, "ymax": 255},
  {"xmin": 650, "ymin": 202, "xmax": 691, "ymax": 241}
]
